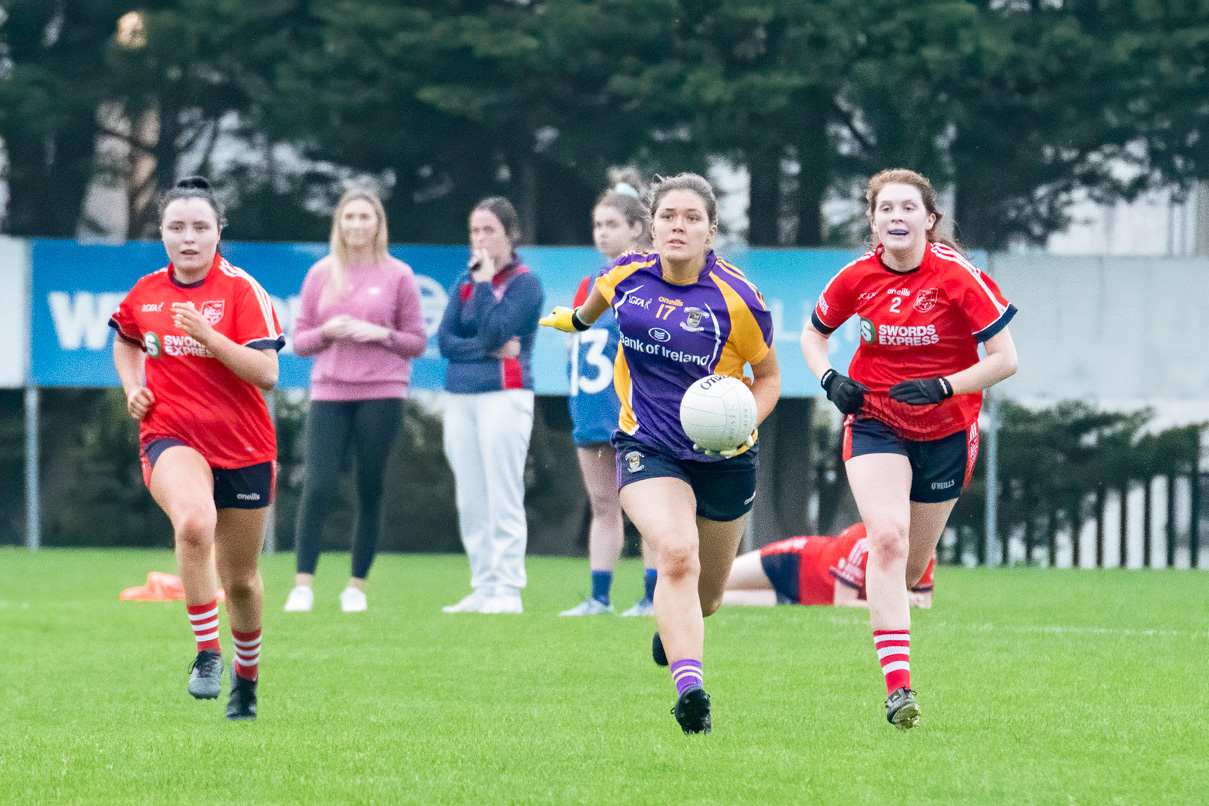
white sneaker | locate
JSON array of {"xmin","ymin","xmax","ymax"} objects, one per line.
[
  {"xmin": 478, "ymin": 594, "xmax": 523, "ymax": 614},
  {"xmin": 340, "ymin": 587, "xmax": 367, "ymax": 612},
  {"xmin": 559, "ymin": 598, "xmax": 614, "ymax": 616},
  {"xmin": 442, "ymin": 591, "xmax": 487, "ymax": 613},
  {"xmin": 284, "ymin": 586, "xmax": 314, "ymax": 612},
  {"xmin": 620, "ymin": 598, "xmax": 655, "ymax": 617}
]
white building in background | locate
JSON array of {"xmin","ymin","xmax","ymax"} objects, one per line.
[{"xmin": 1031, "ymin": 183, "xmax": 1209, "ymax": 257}]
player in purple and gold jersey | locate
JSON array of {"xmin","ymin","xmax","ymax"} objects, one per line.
[{"xmin": 542, "ymin": 173, "xmax": 781, "ymax": 735}]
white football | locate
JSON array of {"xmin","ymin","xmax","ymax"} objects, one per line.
[{"xmin": 679, "ymin": 374, "xmax": 758, "ymax": 452}]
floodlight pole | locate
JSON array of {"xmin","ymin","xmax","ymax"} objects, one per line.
[
  {"xmin": 24, "ymin": 385, "xmax": 40, "ymax": 552},
  {"xmin": 983, "ymin": 392, "xmax": 999, "ymax": 567}
]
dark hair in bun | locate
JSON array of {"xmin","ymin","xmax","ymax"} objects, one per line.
[{"xmin": 157, "ymin": 175, "xmax": 226, "ymax": 229}]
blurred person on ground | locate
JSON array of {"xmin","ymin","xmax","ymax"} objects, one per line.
[
  {"xmin": 722, "ymin": 523, "xmax": 933, "ymax": 609},
  {"xmin": 109, "ymin": 176, "xmax": 284, "ymax": 721},
  {"xmin": 438, "ymin": 197, "xmax": 544, "ymax": 615},
  {"xmin": 559, "ymin": 169, "xmax": 659, "ymax": 619},
  {"xmin": 541, "ymin": 173, "xmax": 780, "ymax": 735},
  {"xmin": 800, "ymin": 168, "xmax": 1018, "ymax": 731},
  {"xmin": 283, "ymin": 187, "xmax": 427, "ymax": 614}
]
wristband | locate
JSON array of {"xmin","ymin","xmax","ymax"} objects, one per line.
[{"xmin": 570, "ymin": 308, "xmax": 591, "ymax": 332}]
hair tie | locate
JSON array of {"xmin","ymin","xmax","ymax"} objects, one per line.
[{"xmin": 614, "ymin": 182, "xmax": 640, "ymax": 198}]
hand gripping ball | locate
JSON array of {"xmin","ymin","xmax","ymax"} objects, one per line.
[{"xmin": 679, "ymin": 374, "xmax": 758, "ymax": 452}]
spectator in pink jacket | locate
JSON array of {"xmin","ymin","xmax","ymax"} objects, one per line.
[{"xmin": 283, "ymin": 187, "xmax": 428, "ymax": 613}]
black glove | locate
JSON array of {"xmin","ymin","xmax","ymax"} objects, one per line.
[
  {"xmin": 820, "ymin": 368, "xmax": 868, "ymax": 415},
  {"xmin": 888, "ymin": 377, "xmax": 953, "ymax": 405}
]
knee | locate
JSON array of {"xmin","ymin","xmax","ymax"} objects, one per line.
[
  {"xmin": 866, "ymin": 522, "xmax": 909, "ymax": 564},
  {"xmin": 173, "ymin": 506, "xmax": 216, "ymax": 550},
  {"xmin": 221, "ymin": 573, "xmax": 261, "ymax": 602},
  {"xmin": 656, "ymin": 542, "xmax": 700, "ymax": 583},
  {"xmin": 905, "ymin": 558, "xmax": 931, "ymax": 588}
]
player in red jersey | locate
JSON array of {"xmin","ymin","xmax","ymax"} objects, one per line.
[
  {"xmin": 109, "ymin": 177, "xmax": 284, "ymax": 721},
  {"xmin": 721, "ymin": 523, "xmax": 933, "ymax": 609},
  {"xmin": 801, "ymin": 169, "xmax": 1018, "ymax": 730}
]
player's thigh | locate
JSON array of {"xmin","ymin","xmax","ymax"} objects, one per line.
[
  {"xmin": 724, "ymin": 549, "xmax": 773, "ymax": 590},
  {"xmin": 619, "ymin": 476, "xmax": 697, "ymax": 559},
  {"xmin": 576, "ymin": 443, "xmax": 620, "ymax": 510},
  {"xmin": 696, "ymin": 515, "xmax": 746, "ymax": 596},
  {"xmin": 906, "ymin": 499, "xmax": 956, "ymax": 583},
  {"xmin": 845, "ymin": 452, "xmax": 912, "ymax": 540},
  {"xmin": 214, "ymin": 507, "xmax": 268, "ymax": 582},
  {"xmin": 149, "ymin": 446, "xmax": 217, "ymax": 530}
]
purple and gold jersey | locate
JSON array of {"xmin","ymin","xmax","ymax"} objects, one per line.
[{"xmin": 595, "ymin": 251, "xmax": 773, "ymax": 461}]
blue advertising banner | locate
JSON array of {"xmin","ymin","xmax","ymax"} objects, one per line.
[{"xmin": 29, "ymin": 239, "xmax": 948, "ymax": 396}]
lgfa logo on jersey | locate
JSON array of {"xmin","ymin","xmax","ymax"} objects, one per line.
[
  {"xmin": 145, "ymin": 331, "xmax": 162, "ymax": 358},
  {"xmin": 201, "ymin": 300, "xmax": 225, "ymax": 325}
]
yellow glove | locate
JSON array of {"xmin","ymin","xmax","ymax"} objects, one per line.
[{"xmin": 539, "ymin": 306, "xmax": 578, "ymax": 332}]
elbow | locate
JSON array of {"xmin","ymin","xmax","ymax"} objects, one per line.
[
  {"xmin": 259, "ymin": 368, "xmax": 279, "ymax": 391},
  {"xmin": 1001, "ymin": 353, "xmax": 1019, "ymax": 380}
]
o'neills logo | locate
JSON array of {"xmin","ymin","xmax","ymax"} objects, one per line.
[
  {"xmin": 201, "ymin": 300, "xmax": 225, "ymax": 325},
  {"xmin": 914, "ymin": 288, "xmax": 938, "ymax": 313}
]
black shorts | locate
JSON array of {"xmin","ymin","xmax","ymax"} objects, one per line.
[
  {"xmin": 142, "ymin": 437, "xmax": 276, "ymax": 510},
  {"xmin": 611, "ymin": 432, "xmax": 758, "ymax": 522},
  {"xmin": 843, "ymin": 416, "xmax": 978, "ymax": 503},
  {"xmin": 759, "ymin": 551, "xmax": 800, "ymax": 605}
]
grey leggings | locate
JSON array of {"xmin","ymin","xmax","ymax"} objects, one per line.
[{"xmin": 294, "ymin": 398, "xmax": 403, "ymax": 579}]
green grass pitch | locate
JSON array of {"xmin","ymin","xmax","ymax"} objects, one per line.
[{"xmin": 1, "ymin": 548, "xmax": 1206, "ymax": 805}]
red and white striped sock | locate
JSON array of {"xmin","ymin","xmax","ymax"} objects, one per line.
[
  {"xmin": 873, "ymin": 629, "xmax": 911, "ymax": 694},
  {"xmin": 231, "ymin": 627, "xmax": 261, "ymax": 681},
  {"xmin": 186, "ymin": 600, "xmax": 221, "ymax": 653}
]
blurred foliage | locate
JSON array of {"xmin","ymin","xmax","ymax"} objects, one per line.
[
  {"xmin": 2, "ymin": 1, "xmax": 1208, "ymax": 248},
  {"xmin": 948, "ymin": 399, "xmax": 1201, "ymax": 565}
]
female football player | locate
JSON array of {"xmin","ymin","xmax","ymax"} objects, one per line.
[
  {"xmin": 800, "ymin": 168, "xmax": 1017, "ymax": 730},
  {"xmin": 110, "ymin": 176, "xmax": 284, "ymax": 720},
  {"xmin": 559, "ymin": 173, "xmax": 659, "ymax": 618},
  {"xmin": 542, "ymin": 173, "xmax": 780, "ymax": 735}
]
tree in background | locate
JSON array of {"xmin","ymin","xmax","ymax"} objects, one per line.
[{"xmin": 1, "ymin": 0, "xmax": 1208, "ymax": 248}]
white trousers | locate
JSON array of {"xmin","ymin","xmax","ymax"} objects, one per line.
[{"xmin": 442, "ymin": 390, "xmax": 534, "ymax": 593}]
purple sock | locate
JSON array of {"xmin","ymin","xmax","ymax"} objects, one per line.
[{"xmin": 670, "ymin": 659, "xmax": 703, "ymax": 697}]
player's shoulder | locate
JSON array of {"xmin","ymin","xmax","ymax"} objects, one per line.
[
  {"xmin": 925, "ymin": 242, "xmax": 984, "ymax": 278},
  {"xmin": 213, "ymin": 257, "xmax": 267, "ymax": 292},
  {"xmin": 708, "ymin": 255, "xmax": 765, "ymax": 303},
  {"xmin": 600, "ymin": 251, "xmax": 657, "ymax": 285},
  {"xmin": 130, "ymin": 266, "xmax": 172, "ymax": 291}
]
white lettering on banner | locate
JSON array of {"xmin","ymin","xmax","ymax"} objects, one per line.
[{"xmin": 48, "ymin": 291, "xmax": 125, "ymax": 350}]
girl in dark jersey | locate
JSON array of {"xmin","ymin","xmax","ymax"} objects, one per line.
[{"xmin": 800, "ymin": 169, "xmax": 1018, "ymax": 730}]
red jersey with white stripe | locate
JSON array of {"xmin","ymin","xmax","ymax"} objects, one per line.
[
  {"xmin": 760, "ymin": 523, "xmax": 935, "ymax": 605},
  {"xmin": 812, "ymin": 243, "xmax": 1015, "ymax": 440},
  {"xmin": 109, "ymin": 254, "xmax": 284, "ymax": 468}
]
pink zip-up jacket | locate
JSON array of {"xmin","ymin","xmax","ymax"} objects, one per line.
[{"xmin": 292, "ymin": 255, "xmax": 428, "ymax": 401}]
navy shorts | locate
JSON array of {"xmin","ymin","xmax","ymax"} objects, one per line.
[
  {"xmin": 759, "ymin": 552, "xmax": 800, "ymax": 605},
  {"xmin": 843, "ymin": 417, "xmax": 978, "ymax": 503},
  {"xmin": 611, "ymin": 432, "xmax": 758, "ymax": 522},
  {"xmin": 142, "ymin": 437, "xmax": 275, "ymax": 510}
]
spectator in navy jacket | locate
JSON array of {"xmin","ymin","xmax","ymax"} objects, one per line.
[{"xmin": 438, "ymin": 196, "xmax": 543, "ymax": 615}]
